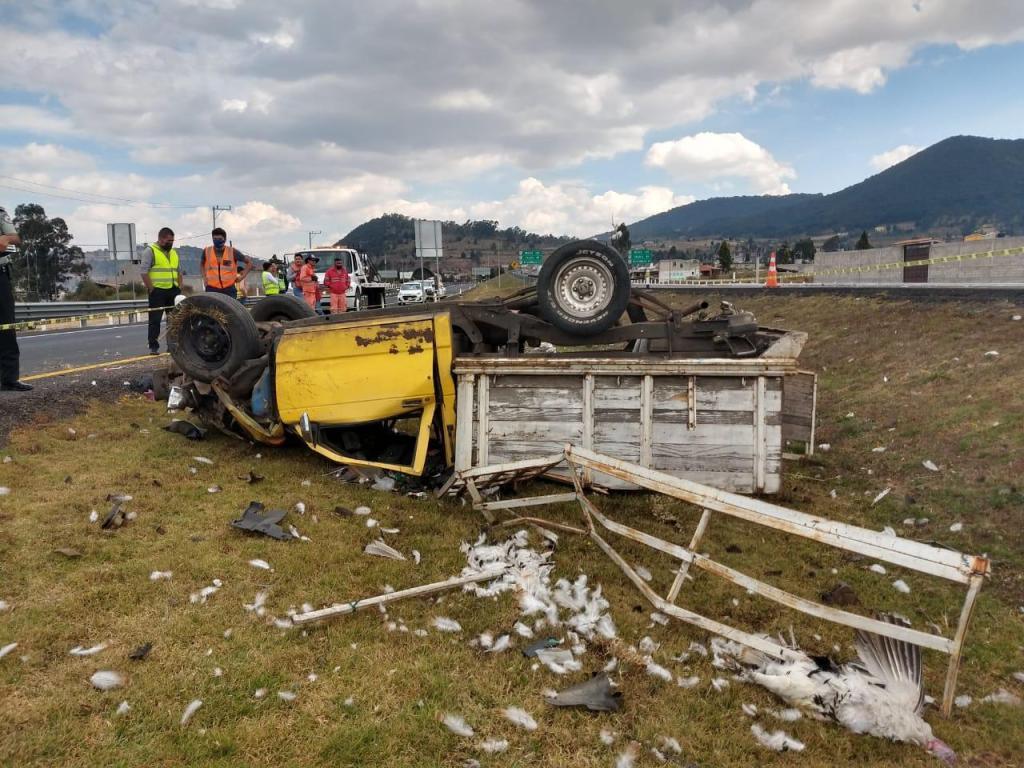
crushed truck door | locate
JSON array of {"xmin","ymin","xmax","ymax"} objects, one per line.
[{"xmin": 272, "ymin": 311, "xmax": 456, "ymax": 475}]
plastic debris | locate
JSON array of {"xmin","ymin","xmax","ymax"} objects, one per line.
[
  {"xmin": 546, "ymin": 672, "xmax": 622, "ymax": 712},
  {"xmin": 231, "ymin": 502, "xmax": 293, "ymax": 541}
]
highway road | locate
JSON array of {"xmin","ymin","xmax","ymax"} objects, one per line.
[{"xmin": 19, "ymin": 284, "xmax": 476, "ymax": 377}]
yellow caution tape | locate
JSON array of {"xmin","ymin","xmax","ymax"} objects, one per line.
[
  {"xmin": 22, "ymin": 353, "xmax": 168, "ymax": 382},
  {"xmin": 644, "ymin": 244, "xmax": 1024, "ymax": 286}
]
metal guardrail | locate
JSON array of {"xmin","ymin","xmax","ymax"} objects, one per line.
[{"xmin": 14, "ymin": 297, "xmax": 257, "ymax": 324}]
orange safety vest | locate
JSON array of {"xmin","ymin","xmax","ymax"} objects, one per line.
[{"xmin": 203, "ymin": 245, "xmax": 238, "ymax": 289}]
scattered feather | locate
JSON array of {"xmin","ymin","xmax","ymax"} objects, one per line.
[
  {"xmin": 502, "ymin": 706, "xmax": 537, "ymax": 731},
  {"xmin": 249, "ymin": 558, "xmax": 271, "ymax": 570},
  {"xmin": 412, "ymin": 549, "xmax": 421, "ymax": 564},
  {"xmin": 180, "ymin": 699, "xmax": 203, "ymax": 725},
  {"xmin": 742, "ymin": 703, "xmax": 759, "ymax": 717},
  {"xmin": 0, "ymin": 600, "xmax": 8, "ymax": 612},
  {"xmin": 869, "ymin": 563, "xmax": 887, "ymax": 575},
  {"xmin": 254, "ymin": 688, "xmax": 267, "ymax": 699},
  {"xmin": 479, "ymin": 738, "xmax": 509, "ymax": 753},
  {"xmin": 278, "ymin": 690, "xmax": 296, "ymax": 702},
  {"xmin": 487, "ymin": 635, "xmax": 512, "ymax": 653},
  {"xmin": 90, "ymin": 670, "xmax": 124, "ymax": 690},
  {"xmin": 70, "ymin": 642, "xmax": 108, "ymax": 656},
  {"xmin": 634, "ymin": 564, "xmax": 653, "ymax": 582},
  {"xmin": 646, "ymin": 659, "xmax": 673, "ymax": 683},
  {"xmin": 649, "ymin": 612, "xmax": 669, "ymax": 626},
  {"xmin": 922, "ymin": 460, "xmax": 939, "ymax": 472},
  {"xmin": 659, "ymin": 737, "xmax": 682, "ymax": 755},
  {"xmin": 149, "ymin": 570, "xmax": 173, "ymax": 581},
  {"xmin": 599, "ymin": 728, "xmax": 616, "ymax": 746},
  {"xmin": 116, "ymin": 700, "xmax": 131, "ymax": 716},
  {"xmin": 615, "ymin": 742, "xmax": 640, "ymax": 768},
  {"xmin": 871, "ymin": 488, "xmax": 891, "ymax": 506},
  {"xmin": 750, "ymin": 724, "xmax": 805, "ymax": 752},
  {"xmin": 364, "ymin": 539, "xmax": 405, "ymax": 560},
  {"xmin": 711, "ymin": 677, "xmax": 730, "ymax": 692},
  {"xmin": 892, "ymin": 579, "xmax": 911, "ymax": 594},
  {"xmin": 0, "ymin": 642, "xmax": 17, "ymax": 660},
  {"xmin": 193, "ymin": 456, "xmax": 213, "ymax": 465},
  {"xmin": 513, "ymin": 621, "xmax": 534, "ymax": 638},
  {"xmin": 432, "ymin": 616, "xmax": 462, "ymax": 633},
  {"xmin": 639, "ymin": 636, "xmax": 660, "ymax": 654},
  {"xmin": 773, "ymin": 708, "xmax": 803, "ymax": 722},
  {"xmin": 677, "ymin": 675, "xmax": 700, "ymax": 688},
  {"xmin": 207, "ymin": 485, "xmax": 221, "ymax": 494},
  {"xmin": 354, "ymin": 506, "xmax": 371, "ymax": 515},
  {"xmin": 89, "ymin": 510, "xmax": 99, "ymax": 523},
  {"xmin": 955, "ymin": 695, "xmax": 971, "ymax": 708},
  {"xmin": 442, "ymin": 713, "xmax": 474, "ymax": 737},
  {"xmin": 981, "ymin": 689, "xmax": 1021, "ymax": 706},
  {"xmin": 949, "ymin": 522, "xmax": 963, "ymax": 533},
  {"xmin": 604, "ymin": 658, "xmax": 618, "ymax": 673}
]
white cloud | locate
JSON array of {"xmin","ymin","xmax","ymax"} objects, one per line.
[
  {"xmin": 646, "ymin": 132, "xmax": 796, "ymax": 195},
  {"xmin": 869, "ymin": 144, "xmax": 922, "ymax": 172},
  {"xmin": 0, "ymin": 106, "xmax": 77, "ymax": 136},
  {"xmin": 432, "ymin": 89, "xmax": 494, "ymax": 111}
]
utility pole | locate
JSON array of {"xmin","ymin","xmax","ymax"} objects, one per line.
[
  {"xmin": 212, "ymin": 205, "xmax": 232, "ymax": 230},
  {"xmin": 308, "ymin": 230, "xmax": 322, "ymax": 249}
]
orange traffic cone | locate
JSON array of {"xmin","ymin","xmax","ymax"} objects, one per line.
[{"xmin": 765, "ymin": 251, "xmax": 778, "ymax": 288}]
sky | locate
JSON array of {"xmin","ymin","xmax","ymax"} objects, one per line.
[{"xmin": 2, "ymin": 0, "xmax": 1024, "ymax": 257}]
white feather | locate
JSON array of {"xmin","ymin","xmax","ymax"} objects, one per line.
[
  {"xmin": 116, "ymin": 700, "xmax": 131, "ymax": 715},
  {"xmin": 193, "ymin": 456, "xmax": 213, "ymax": 465},
  {"xmin": 955, "ymin": 695, "xmax": 971, "ymax": 708},
  {"xmin": 90, "ymin": 670, "xmax": 123, "ymax": 690},
  {"xmin": 773, "ymin": 708, "xmax": 803, "ymax": 722},
  {"xmin": 639, "ymin": 636, "xmax": 659, "ymax": 654},
  {"xmin": 502, "ymin": 706, "xmax": 537, "ymax": 731},
  {"xmin": 513, "ymin": 621, "xmax": 534, "ymax": 638},
  {"xmin": 254, "ymin": 688, "xmax": 267, "ymax": 699},
  {"xmin": 278, "ymin": 690, "xmax": 296, "ymax": 702},
  {"xmin": 615, "ymin": 743, "xmax": 640, "ymax": 768},
  {"xmin": 742, "ymin": 703, "xmax": 759, "ymax": 717},
  {"xmin": 633, "ymin": 564, "xmax": 653, "ymax": 582},
  {"xmin": 660, "ymin": 736, "xmax": 682, "ymax": 755},
  {"xmin": 479, "ymin": 738, "xmax": 508, "ymax": 753},
  {"xmin": 750, "ymin": 724, "xmax": 805, "ymax": 752},
  {"xmin": 487, "ymin": 635, "xmax": 512, "ymax": 653},
  {"xmin": 711, "ymin": 677, "xmax": 730, "ymax": 691},
  {"xmin": 892, "ymin": 579, "xmax": 911, "ymax": 594},
  {"xmin": 412, "ymin": 549, "xmax": 421, "ymax": 564},
  {"xmin": 432, "ymin": 616, "xmax": 462, "ymax": 632},
  {"xmin": 676, "ymin": 675, "xmax": 700, "ymax": 688},
  {"xmin": 248, "ymin": 559, "xmax": 271, "ymax": 570},
  {"xmin": 646, "ymin": 659, "xmax": 673, "ymax": 682},
  {"xmin": 869, "ymin": 564, "xmax": 887, "ymax": 574},
  {"xmin": 599, "ymin": 728, "xmax": 616, "ymax": 745},
  {"xmin": 180, "ymin": 699, "xmax": 203, "ymax": 725},
  {"xmin": 149, "ymin": 570, "xmax": 173, "ymax": 581},
  {"xmin": 442, "ymin": 712, "xmax": 474, "ymax": 737},
  {"xmin": 70, "ymin": 642, "xmax": 108, "ymax": 656},
  {"xmin": 244, "ymin": 590, "xmax": 269, "ymax": 612},
  {"xmin": 650, "ymin": 612, "xmax": 669, "ymax": 626}
]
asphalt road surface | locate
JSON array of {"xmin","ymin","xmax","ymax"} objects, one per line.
[{"xmin": 18, "ymin": 284, "xmax": 476, "ymax": 377}]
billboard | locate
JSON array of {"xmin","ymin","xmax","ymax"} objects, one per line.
[
  {"xmin": 106, "ymin": 223, "xmax": 137, "ymax": 263},
  {"xmin": 414, "ymin": 219, "xmax": 443, "ymax": 261}
]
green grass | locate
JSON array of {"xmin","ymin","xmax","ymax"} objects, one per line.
[{"xmin": 1, "ymin": 295, "xmax": 1023, "ymax": 766}]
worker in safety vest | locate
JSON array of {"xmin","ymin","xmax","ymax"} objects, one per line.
[
  {"xmin": 141, "ymin": 226, "xmax": 183, "ymax": 355},
  {"xmin": 262, "ymin": 262, "xmax": 282, "ymax": 295},
  {"xmin": 201, "ymin": 227, "xmax": 251, "ymax": 299}
]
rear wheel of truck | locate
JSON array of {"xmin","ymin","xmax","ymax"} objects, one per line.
[
  {"xmin": 169, "ymin": 293, "xmax": 261, "ymax": 382},
  {"xmin": 537, "ymin": 239, "xmax": 631, "ymax": 335},
  {"xmin": 250, "ymin": 294, "xmax": 317, "ymax": 323},
  {"xmin": 351, "ymin": 292, "xmax": 368, "ymax": 311}
]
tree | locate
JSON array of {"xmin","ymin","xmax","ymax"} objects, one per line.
[
  {"xmin": 775, "ymin": 242, "xmax": 793, "ymax": 264},
  {"xmin": 794, "ymin": 238, "xmax": 816, "ymax": 262},
  {"xmin": 717, "ymin": 240, "xmax": 733, "ymax": 272},
  {"xmin": 12, "ymin": 203, "xmax": 90, "ymax": 301},
  {"xmin": 855, "ymin": 230, "xmax": 872, "ymax": 250},
  {"xmin": 822, "ymin": 234, "xmax": 842, "ymax": 252}
]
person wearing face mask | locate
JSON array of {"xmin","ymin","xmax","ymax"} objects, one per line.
[
  {"xmin": 141, "ymin": 226, "xmax": 183, "ymax": 356},
  {"xmin": 202, "ymin": 227, "xmax": 252, "ymax": 299}
]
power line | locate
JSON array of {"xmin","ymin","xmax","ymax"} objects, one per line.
[{"xmin": 0, "ymin": 174, "xmax": 201, "ymax": 209}]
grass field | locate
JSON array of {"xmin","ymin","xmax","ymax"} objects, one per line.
[{"xmin": 0, "ymin": 294, "xmax": 1022, "ymax": 767}]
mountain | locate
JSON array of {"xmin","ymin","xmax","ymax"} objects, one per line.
[
  {"xmin": 339, "ymin": 212, "xmax": 571, "ymax": 266},
  {"xmin": 629, "ymin": 136, "xmax": 1024, "ymax": 239}
]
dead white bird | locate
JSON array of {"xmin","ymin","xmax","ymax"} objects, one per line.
[
  {"xmin": 720, "ymin": 616, "xmax": 957, "ymax": 764},
  {"xmin": 502, "ymin": 706, "xmax": 537, "ymax": 731}
]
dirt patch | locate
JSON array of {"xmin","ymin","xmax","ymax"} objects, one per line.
[{"xmin": 0, "ymin": 360, "xmax": 163, "ymax": 449}]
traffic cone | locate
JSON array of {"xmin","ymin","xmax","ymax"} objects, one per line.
[{"xmin": 765, "ymin": 251, "xmax": 778, "ymax": 288}]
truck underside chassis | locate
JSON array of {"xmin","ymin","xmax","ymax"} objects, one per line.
[{"xmin": 166, "ymin": 240, "xmax": 786, "ymax": 477}]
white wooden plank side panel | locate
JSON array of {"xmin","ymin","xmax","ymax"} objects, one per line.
[
  {"xmin": 488, "ymin": 388, "xmax": 584, "ymax": 410},
  {"xmin": 488, "ymin": 421, "xmax": 583, "ymax": 442}
]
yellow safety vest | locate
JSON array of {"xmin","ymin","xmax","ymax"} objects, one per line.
[
  {"xmin": 262, "ymin": 271, "xmax": 281, "ymax": 295},
  {"xmin": 148, "ymin": 244, "xmax": 180, "ymax": 289}
]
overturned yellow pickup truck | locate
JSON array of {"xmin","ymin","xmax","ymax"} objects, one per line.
[{"xmin": 167, "ymin": 240, "xmax": 812, "ymax": 491}]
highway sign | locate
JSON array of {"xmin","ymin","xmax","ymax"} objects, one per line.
[
  {"xmin": 520, "ymin": 250, "xmax": 543, "ymax": 265},
  {"xmin": 629, "ymin": 248, "xmax": 653, "ymax": 265}
]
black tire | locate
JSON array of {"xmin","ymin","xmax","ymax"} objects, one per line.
[
  {"xmin": 169, "ymin": 293, "xmax": 261, "ymax": 383},
  {"xmin": 536, "ymin": 239, "xmax": 631, "ymax": 335},
  {"xmin": 352, "ymin": 292, "xmax": 367, "ymax": 312},
  {"xmin": 250, "ymin": 294, "xmax": 317, "ymax": 323}
]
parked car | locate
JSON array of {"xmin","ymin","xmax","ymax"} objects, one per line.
[{"xmin": 397, "ymin": 281, "xmax": 427, "ymax": 304}]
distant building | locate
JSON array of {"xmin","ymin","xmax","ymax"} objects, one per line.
[{"xmin": 658, "ymin": 259, "xmax": 700, "ymax": 282}]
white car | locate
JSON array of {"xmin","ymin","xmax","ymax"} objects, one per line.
[{"xmin": 397, "ymin": 281, "xmax": 427, "ymax": 304}]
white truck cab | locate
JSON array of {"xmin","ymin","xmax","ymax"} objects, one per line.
[{"xmin": 298, "ymin": 246, "xmax": 388, "ymax": 312}]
